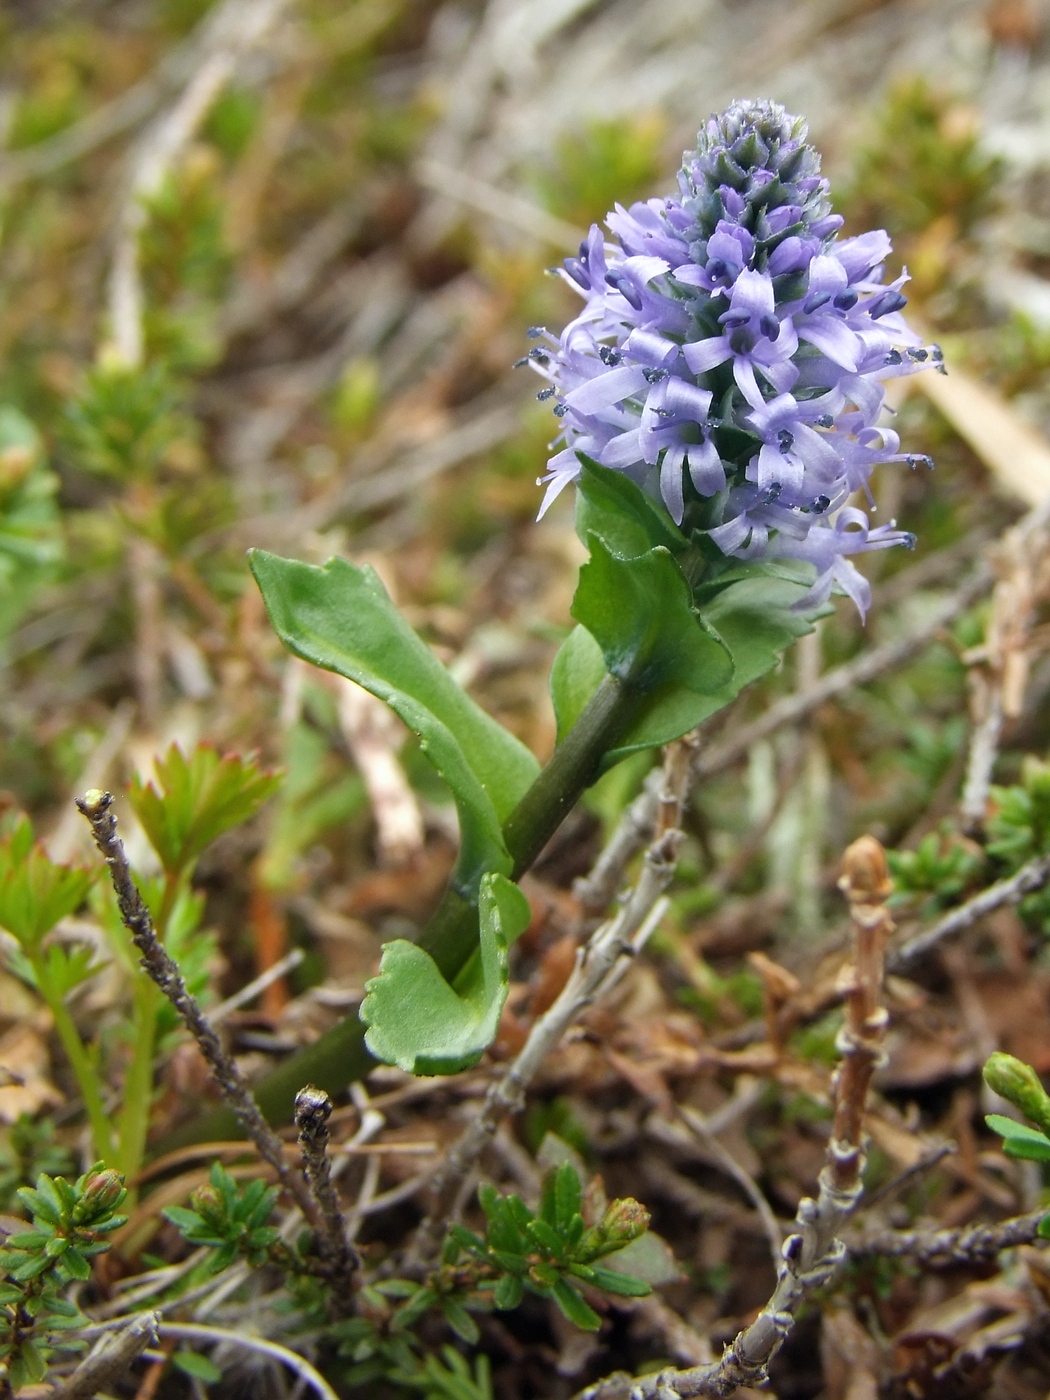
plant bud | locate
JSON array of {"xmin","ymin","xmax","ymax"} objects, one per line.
[
  {"xmin": 840, "ymin": 835, "xmax": 892, "ymax": 904},
  {"xmin": 599, "ymin": 1197, "xmax": 650, "ymax": 1245},
  {"xmin": 190, "ymin": 1183, "xmax": 225, "ymax": 1228},
  {"xmin": 983, "ymin": 1052, "xmax": 1050, "ymax": 1136},
  {"xmin": 79, "ymin": 1169, "xmax": 126, "ymax": 1216}
]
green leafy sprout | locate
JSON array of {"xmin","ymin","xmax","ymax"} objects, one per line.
[{"xmin": 0, "ymin": 1166, "xmax": 126, "ymax": 1391}]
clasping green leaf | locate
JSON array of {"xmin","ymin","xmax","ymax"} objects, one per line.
[{"xmin": 360, "ymin": 873, "xmax": 530, "ymax": 1075}]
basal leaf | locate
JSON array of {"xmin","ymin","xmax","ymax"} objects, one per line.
[
  {"xmin": 129, "ymin": 743, "xmax": 280, "ymax": 879},
  {"xmin": 360, "ymin": 873, "xmax": 530, "ymax": 1075},
  {"xmin": 250, "ymin": 551, "xmax": 539, "ymax": 888}
]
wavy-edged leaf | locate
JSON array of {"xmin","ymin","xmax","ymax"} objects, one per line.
[
  {"xmin": 250, "ymin": 551, "xmax": 539, "ymax": 888},
  {"xmin": 552, "ymin": 570, "xmax": 823, "ymax": 766},
  {"xmin": 572, "ymin": 535, "xmax": 732, "ymax": 693},
  {"xmin": 360, "ymin": 872, "xmax": 530, "ymax": 1074}
]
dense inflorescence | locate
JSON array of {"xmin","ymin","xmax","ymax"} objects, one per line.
[{"xmin": 528, "ymin": 99, "xmax": 939, "ymax": 616}]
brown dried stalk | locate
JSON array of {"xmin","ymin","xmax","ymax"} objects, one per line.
[
  {"xmin": 75, "ymin": 789, "xmax": 320, "ymax": 1228},
  {"xmin": 575, "ymin": 836, "xmax": 894, "ymax": 1400}
]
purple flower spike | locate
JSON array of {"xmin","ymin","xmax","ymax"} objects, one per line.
[{"xmin": 531, "ymin": 98, "xmax": 936, "ymax": 618}]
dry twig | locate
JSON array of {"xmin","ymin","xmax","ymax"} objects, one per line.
[
  {"xmin": 107, "ymin": 0, "xmax": 290, "ymax": 366},
  {"xmin": 575, "ymin": 836, "xmax": 894, "ymax": 1400},
  {"xmin": 851, "ymin": 1205, "xmax": 1048, "ymax": 1266},
  {"xmin": 960, "ymin": 502, "xmax": 1050, "ymax": 830},
  {"xmin": 694, "ymin": 566, "xmax": 993, "ymax": 782},
  {"xmin": 890, "ymin": 852, "xmax": 1050, "ymax": 968},
  {"xmin": 75, "ymin": 789, "xmax": 320, "ymax": 1228},
  {"xmin": 293, "ymin": 1085, "xmax": 360, "ymax": 1298},
  {"xmin": 47, "ymin": 1313, "xmax": 158, "ymax": 1400}
]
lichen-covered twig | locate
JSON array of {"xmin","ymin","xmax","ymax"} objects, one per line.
[
  {"xmin": 294, "ymin": 1086, "xmax": 360, "ymax": 1298},
  {"xmin": 575, "ymin": 836, "xmax": 893, "ymax": 1400},
  {"xmin": 47, "ymin": 1312, "xmax": 158, "ymax": 1400},
  {"xmin": 850, "ymin": 1205, "xmax": 1047, "ymax": 1266},
  {"xmin": 890, "ymin": 851, "xmax": 1050, "ymax": 969},
  {"xmin": 406, "ymin": 737, "xmax": 697, "ymax": 1269},
  {"xmin": 75, "ymin": 789, "xmax": 320, "ymax": 1227},
  {"xmin": 573, "ymin": 766, "xmax": 662, "ymax": 917}
]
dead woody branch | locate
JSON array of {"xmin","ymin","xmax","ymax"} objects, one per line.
[
  {"xmin": 575, "ymin": 836, "xmax": 894, "ymax": 1400},
  {"xmin": 294, "ymin": 1085, "xmax": 360, "ymax": 1299},
  {"xmin": 850, "ymin": 1205, "xmax": 1048, "ymax": 1267},
  {"xmin": 75, "ymin": 789, "xmax": 321, "ymax": 1229},
  {"xmin": 46, "ymin": 1312, "xmax": 158, "ymax": 1400}
]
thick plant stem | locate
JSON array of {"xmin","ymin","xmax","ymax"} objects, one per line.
[
  {"xmin": 502, "ymin": 673, "xmax": 642, "ymax": 875},
  {"xmin": 154, "ymin": 674, "xmax": 645, "ymax": 1148}
]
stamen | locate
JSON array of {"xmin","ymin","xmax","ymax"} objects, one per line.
[
  {"xmin": 869, "ymin": 290, "xmax": 908, "ymax": 320},
  {"xmin": 604, "ymin": 271, "xmax": 643, "ymax": 309}
]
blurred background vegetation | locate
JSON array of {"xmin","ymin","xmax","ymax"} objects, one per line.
[{"xmin": 3, "ymin": 1, "xmax": 1050, "ymax": 1396}]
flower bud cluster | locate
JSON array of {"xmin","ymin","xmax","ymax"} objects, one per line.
[{"xmin": 528, "ymin": 99, "xmax": 938, "ymax": 616}]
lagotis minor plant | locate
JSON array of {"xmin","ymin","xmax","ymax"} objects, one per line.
[
  {"xmin": 528, "ymin": 98, "xmax": 938, "ymax": 617},
  {"xmin": 248, "ymin": 98, "xmax": 935, "ymax": 1088}
]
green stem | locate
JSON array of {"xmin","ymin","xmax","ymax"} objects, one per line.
[
  {"xmin": 37, "ymin": 969, "xmax": 115, "ymax": 1163},
  {"xmin": 153, "ymin": 674, "xmax": 645, "ymax": 1148},
  {"xmin": 116, "ymin": 871, "xmax": 175, "ymax": 1187},
  {"xmin": 116, "ymin": 979, "xmax": 160, "ymax": 1190}
]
